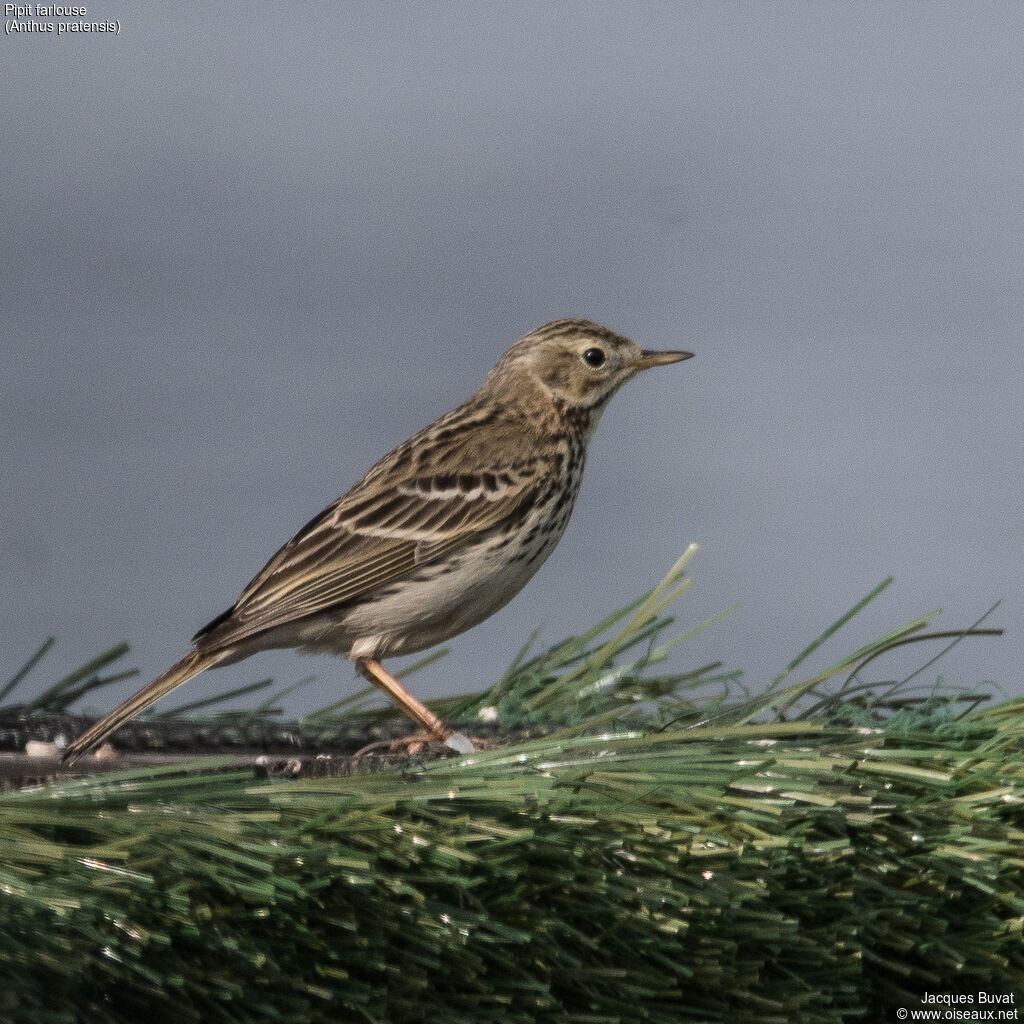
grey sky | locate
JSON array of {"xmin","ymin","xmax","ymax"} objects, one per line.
[{"xmin": 3, "ymin": 2, "xmax": 1020, "ymax": 718}]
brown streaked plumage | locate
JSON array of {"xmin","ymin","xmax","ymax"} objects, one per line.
[{"xmin": 62, "ymin": 318, "xmax": 692, "ymax": 763}]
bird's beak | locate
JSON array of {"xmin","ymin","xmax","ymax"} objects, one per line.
[{"xmin": 633, "ymin": 349, "xmax": 694, "ymax": 371}]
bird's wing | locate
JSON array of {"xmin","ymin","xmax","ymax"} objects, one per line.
[{"xmin": 193, "ymin": 444, "xmax": 546, "ymax": 650}]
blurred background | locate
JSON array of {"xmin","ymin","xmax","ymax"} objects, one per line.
[{"xmin": 3, "ymin": 2, "xmax": 1020, "ymax": 716}]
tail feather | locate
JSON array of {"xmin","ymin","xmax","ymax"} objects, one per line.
[{"xmin": 62, "ymin": 649, "xmax": 221, "ymax": 765}]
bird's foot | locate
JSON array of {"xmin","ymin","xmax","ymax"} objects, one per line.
[{"xmin": 355, "ymin": 730, "xmax": 477, "ymax": 758}]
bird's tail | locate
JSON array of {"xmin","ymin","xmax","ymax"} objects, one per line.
[{"xmin": 62, "ymin": 648, "xmax": 223, "ymax": 765}]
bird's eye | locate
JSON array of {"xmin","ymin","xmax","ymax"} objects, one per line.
[{"xmin": 581, "ymin": 347, "xmax": 606, "ymax": 368}]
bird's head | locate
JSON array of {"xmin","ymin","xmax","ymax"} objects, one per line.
[{"xmin": 491, "ymin": 318, "xmax": 693, "ymax": 416}]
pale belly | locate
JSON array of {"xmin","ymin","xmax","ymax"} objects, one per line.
[
  {"xmin": 340, "ymin": 511, "xmax": 568, "ymax": 659},
  {"xmin": 281, "ymin": 480, "xmax": 580, "ymax": 662}
]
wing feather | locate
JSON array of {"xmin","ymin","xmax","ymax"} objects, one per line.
[{"xmin": 193, "ymin": 441, "xmax": 546, "ymax": 650}]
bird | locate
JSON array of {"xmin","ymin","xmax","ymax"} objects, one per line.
[{"xmin": 62, "ymin": 318, "xmax": 692, "ymax": 764}]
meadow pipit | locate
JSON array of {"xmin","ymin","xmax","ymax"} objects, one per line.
[{"xmin": 63, "ymin": 319, "xmax": 692, "ymax": 762}]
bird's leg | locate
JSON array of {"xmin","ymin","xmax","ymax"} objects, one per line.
[{"xmin": 355, "ymin": 657, "xmax": 474, "ymax": 753}]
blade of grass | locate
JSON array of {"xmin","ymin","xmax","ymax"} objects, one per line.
[
  {"xmin": 0, "ymin": 638, "xmax": 56, "ymax": 705},
  {"xmin": 26, "ymin": 643, "xmax": 139, "ymax": 714},
  {"xmin": 765, "ymin": 577, "xmax": 896, "ymax": 695}
]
